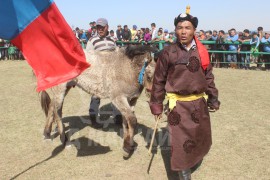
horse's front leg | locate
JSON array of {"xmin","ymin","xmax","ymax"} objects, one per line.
[
  {"xmin": 129, "ymin": 97, "xmax": 138, "ymax": 113},
  {"xmin": 112, "ymin": 96, "xmax": 137, "ymax": 158}
]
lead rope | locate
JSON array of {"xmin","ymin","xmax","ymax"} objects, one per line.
[{"xmin": 138, "ymin": 61, "xmax": 147, "ymax": 85}]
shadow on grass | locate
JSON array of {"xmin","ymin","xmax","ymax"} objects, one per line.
[
  {"xmin": 10, "ymin": 144, "xmax": 65, "ymax": 179},
  {"xmin": 49, "ymin": 103, "xmax": 178, "ymax": 178},
  {"xmin": 10, "ymin": 137, "xmax": 110, "ymax": 179},
  {"xmin": 71, "ymin": 136, "xmax": 111, "ymax": 157}
]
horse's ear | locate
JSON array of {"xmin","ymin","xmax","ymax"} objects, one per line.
[
  {"xmin": 149, "ymin": 44, "xmax": 159, "ymax": 52},
  {"xmin": 125, "ymin": 45, "xmax": 137, "ymax": 59},
  {"xmin": 153, "ymin": 49, "xmax": 162, "ymax": 63}
]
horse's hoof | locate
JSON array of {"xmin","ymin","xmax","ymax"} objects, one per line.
[
  {"xmin": 65, "ymin": 142, "xmax": 72, "ymax": 149},
  {"xmin": 122, "ymin": 147, "xmax": 135, "ymax": 160},
  {"xmin": 43, "ymin": 132, "xmax": 51, "ymax": 140},
  {"xmin": 123, "ymin": 149, "xmax": 130, "ymax": 159},
  {"xmin": 43, "ymin": 137, "xmax": 52, "ymax": 142}
]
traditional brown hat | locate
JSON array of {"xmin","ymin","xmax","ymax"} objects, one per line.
[{"xmin": 174, "ymin": 13, "xmax": 198, "ymax": 28}]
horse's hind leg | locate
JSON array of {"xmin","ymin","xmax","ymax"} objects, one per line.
[
  {"xmin": 43, "ymin": 104, "xmax": 54, "ymax": 139},
  {"xmin": 51, "ymin": 84, "xmax": 73, "ymax": 144},
  {"xmin": 41, "ymin": 91, "xmax": 54, "ymax": 140}
]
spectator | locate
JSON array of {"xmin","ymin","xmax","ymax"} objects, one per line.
[
  {"xmin": 205, "ymin": 30, "xmax": 213, "ymax": 50},
  {"xmin": 204, "ymin": 30, "xmax": 214, "ymax": 64},
  {"xmin": 116, "ymin": 25, "xmax": 123, "ymax": 41},
  {"xmin": 86, "ymin": 18, "xmax": 118, "ymax": 128},
  {"xmin": 88, "ymin": 22, "xmax": 94, "ymax": 36},
  {"xmin": 205, "ymin": 30, "xmax": 213, "ymax": 40},
  {"xmin": 91, "ymin": 26, "xmax": 97, "ymax": 37},
  {"xmin": 140, "ymin": 27, "xmax": 146, "ymax": 35},
  {"xmin": 143, "ymin": 27, "xmax": 151, "ymax": 43},
  {"xmin": 226, "ymin": 28, "xmax": 239, "ymax": 68},
  {"xmin": 75, "ymin": 27, "xmax": 80, "ymax": 40},
  {"xmin": 164, "ymin": 32, "xmax": 176, "ymax": 46},
  {"xmin": 80, "ymin": 30, "xmax": 88, "ymax": 49},
  {"xmin": 198, "ymin": 30, "xmax": 206, "ymax": 40},
  {"xmin": 257, "ymin": 26, "xmax": 264, "ymax": 40},
  {"xmin": 257, "ymin": 26, "xmax": 264, "ymax": 69},
  {"xmin": 153, "ymin": 29, "xmax": 163, "ymax": 42},
  {"xmin": 250, "ymin": 32, "xmax": 260, "ymax": 64},
  {"xmin": 137, "ymin": 29, "xmax": 144, "ymax": 43},
  {"xmin": 163, "ymin": 29, "xmax": 169, "ymax": 41},
  {"xmin": 212, "ymin": 30, "xmax": 218, "ymax": 41},
  {"xmin": 122, "ymin": 25, "xmax": 131, "ymax": 42},
  {"xmin": 238, "ymin": 29, "xmax": 251, "ymax": 69},
  {"xmin": 0, "ymin": 38, "xmax": 6, "ymax": 60},
  {"xmin": 109, "ymin": 30, "xmax": 117, "ymax": 42},
  {"xmin": 261, "ymin": 33, "xmax": 270, "ymax": 70},
  {"xmin": 195, "ymin": 31, "xmax": 199, "ymax": 38},
  {"xmin": 150, "ymin": 23, "xmax": 157, "ymax": 40},
  {"xmin": 131, "ymin": 25, "xmax": 138, "ymax": 41},
  {"xmin": 167, "ymin": 32, "xmax": 176, "ymax": 43},
  {"xmin": 215, "ymin": 30, "xmax": 226, "ymax": 68}
]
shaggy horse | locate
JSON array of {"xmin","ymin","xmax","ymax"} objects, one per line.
[{"xmin": 40, "ymin": 45, "xmax": 156, "ymax": 157}]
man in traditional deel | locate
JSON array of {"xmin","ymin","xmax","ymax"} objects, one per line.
[{"xmin": 149, "ymin": 12, "xmax": 220, "ymax": 180}]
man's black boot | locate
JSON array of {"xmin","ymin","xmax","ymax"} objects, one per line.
[{"xmin": 178, "ymin": 169, "xmax": 191, "ymax": 180}]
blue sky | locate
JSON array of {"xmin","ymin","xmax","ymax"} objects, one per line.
[{"xmin": 54, "ymin": 0, "xmax": 270, "ymax": 33}]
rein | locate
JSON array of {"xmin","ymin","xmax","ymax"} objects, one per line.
[{"xmin": 138, "ymin": 61, "xmax": 147, "ymax": 85}]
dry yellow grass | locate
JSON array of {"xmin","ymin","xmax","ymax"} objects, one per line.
[{"xmin": 0, "ymin": 60, "xmax": 269, "ymax": 180}]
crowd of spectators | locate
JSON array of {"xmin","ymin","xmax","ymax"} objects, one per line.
[
  {"xmin": 196, "ymin": 27, "xmax": 270, "ymax": 70},
  {"xmin": 74, "ymin": 22, "xmax": 270, "ymax": 70},
  {"xmin": 0, "ymin": 39, "xmax": 24, "ymax": 60},
  {"xmin": 75, "ymin": 22, "xmax": 177, "ymax": 46},
  {"xmin": 1, "ymin": 21, "xmax": 270, "ymax": 71}
]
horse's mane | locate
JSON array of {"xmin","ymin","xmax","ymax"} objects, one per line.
[{"xmin": 125, "ymin": 45, "xmax": 156, "ymax": 59}]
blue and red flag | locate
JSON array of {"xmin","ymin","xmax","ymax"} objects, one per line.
[{"xmin": 0, "ymin": 0, "xmax": 90, "ymax": 91}]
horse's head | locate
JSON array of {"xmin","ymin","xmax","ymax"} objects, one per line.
[
  {"xmin": 126, "ymin": 45, "xmax": 158, "ymax": 96},
  {"xmin": 143, "ymin": 60, "xmax": 156, "ymax": 97},
  {"xmin": 125, "ymin": 45, "xmax": 158, "ymax": 97}
]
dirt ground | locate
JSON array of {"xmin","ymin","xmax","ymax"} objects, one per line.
[{"xmin": 0, "ymin": 60, "xmax": 269, "ymax": 180}]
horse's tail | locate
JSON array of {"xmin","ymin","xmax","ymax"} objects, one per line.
[{"xmin": 40, "ymin": 91, "xmax": 51, "ymax": 117}]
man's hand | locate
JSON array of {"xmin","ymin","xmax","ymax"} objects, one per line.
[
  {"xmin": 207, "ymin": 95, "xmax": 220, "ymax": 112},
  {"xmin": 155, "ymin": 114, "xmax": 162, "ymax": 121}
]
